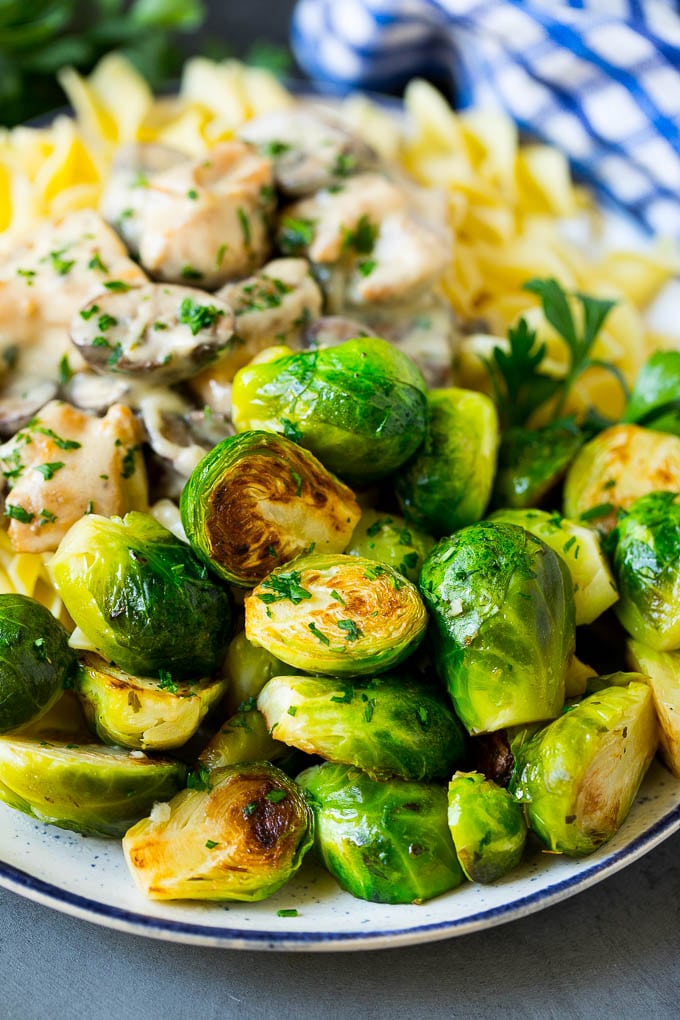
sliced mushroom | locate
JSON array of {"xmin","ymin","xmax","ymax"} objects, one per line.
[
  {"xmin": 100, "ymin": 143, "xmax": 187, "ymax": 255},
  {"xmin": 240, "ymin": 106, "xmax": 378, "ymax": 197},
  {"xmin": 70, "ymin": 283, "xmax": 234, "ymax": 385},
  {"xmin": 0, "ymin": 377, "xmax": 58, "ymax": 438},
  {"xmin": 134, "ymin": 141, "xmax": 275, "ymax": 288},
  {"xmin": 138, "ymin": 390, "xmax": 234, "ymax": 481},
  {"xmin": 64, "ymin": 370, "xmax": 131, "ymax": 414}
]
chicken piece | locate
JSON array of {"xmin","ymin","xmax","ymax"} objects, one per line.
[
  {"xmin": 279, "ymin": 173, "xmax": 451, "ymax": 305},
  {"xmin": 71, "ymin": 284, "xmax": 234, "ymax": 386},
  {"xmin": 100, "ymin": 143, "xmax": 187, "ymax": 255},
  {"xmin": 135, "ymin": 141, "xmax": 275, "ymax": 288},
  {"xmin": 190, "ymin": 258, "xmax": 322, "ymax": 414},
  {"xmin": 0, "ymin": 401, "xmax": 147, "ymax": 553},
  {"xmin": 239, "ymin": 106, "xmax": 377, "ymax": 196}
]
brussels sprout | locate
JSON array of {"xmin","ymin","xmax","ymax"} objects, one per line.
[
  {"xmin": 50, "ymin": 512, "xmax": 232, "ymax": 680},
  {"xmin": 257, "ymin": 672, "xmax": 465, "ymax": 781},
  {"xmin": 297, "ymin": 761, "xmax": 464, "ymax": 904},
  {"xmin": 447, "ymin": 772, "xmax": 527, "ymax": 883},
  {"xmin": 0, "ymin": 594, "xmax": 77, "ymax": 734},
  {"xmin": 77, "ymin": 652, "xmax": 226, "ymax": 750},
  {"xmin": 610, "ymin": 491, "xmax": 680, "ymax": 651},
  {"xmin": 510, "ymin": 682, "xmax": 658, "ymax": 856},
  {"xmin": 221, "ymin": 631, "xmax": 298, "ymax": 716},
  {"xmin": 245, "ymin": 553, "xmax": 427, "ymax": 676},
  {"xmin": 123, "ymin": 762, "xmax": 313, "ymax": 901},
  {"xmin": 622, "ymin": 351, "xmax": 680, "ymax": 436},
  {"xmin": 493, "ymin": 422, "xmax": 584, "ymax": 510},
  {"xmin": 489, "ymin": 508, "xmax": 618, "ymax": 625},
  {"xmin": 198, "ymin": 698, "xmax": 290, "ymax": 769},
  {"xmin": 394, "ymin": 388, "xmax": 498, "ymax": 535},
  {"xmin": 180, "ymin": 430, "xmax": 361, "ymax": 587},
  {"xmin": 0, "ymin": 736, "xmax": 185, "ymax": 837},
  {"xmin": 231, "ymin": 337, "xmax": 428, "ymax": 484},
  {"xmin": 419, "ymin": 522, "xmax": 575, "ymax": 734},
  {"xmin": 563, "ymin": 425, "xmax": 680, "ymax": 534},
  {"xmin": 344, "ymin": 508, "xmax": 434, "ymax": 582},
  {"xmin": 582, "ymin": 670, "xmax": 647, "ymax": 695},
  {"xmin": 627, "ymin": 640, "xmax": 680, "ymax": 777}
]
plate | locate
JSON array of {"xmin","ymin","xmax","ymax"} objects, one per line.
[
  {"xmin": 1, "ymin": 88, "xmax": 680, "ymax": 952},
  {"xmin": 1, "ymin": 760, "xmax": 679, "ymax": 950}
]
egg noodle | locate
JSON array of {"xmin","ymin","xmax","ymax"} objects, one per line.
[{"xmin": 0, "ymin": 54, "xmax": 678, "ymax": 617}]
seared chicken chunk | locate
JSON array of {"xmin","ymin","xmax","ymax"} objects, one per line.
[
  {"xmin": 278, "ymin": 173, "xmax": 451, "ymax": 306},
  {"xmin": 190, "ymin": 258, "xmax": 322, "ymax": 414},
  {"xmin": 0, "ymin": 401, "xmax": 147, "ymax": 553},
  {"xmin": 71, "ymin": 284, "xmax": 234, "ymax": 386},
  {"xmin": 239, "ymin": 106, "xmax": 377, "ymax": 196},
  {"xmin": 132, "ymin": 141, "xmax": 275, "ymax": 288}
]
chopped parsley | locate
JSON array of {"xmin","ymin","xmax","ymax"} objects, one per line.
[
  {"xmin": 35, "ymin": 461, "xmax": 65, "ymax": 480},
  {"xmin": 363, "ymin": 697, "xmax": 376, "ymax": 723},
  {"xmin": 280, "ymin": 418, "xmax": 302, "ymax": 443},
  {"xmin": 179, "ymin": 298, "xmax": 224, "ymax": 336},
  {"xmin": 337, "ymin": 619, "xmax": 363, "ymax": 642},
  {"xmin": 32, "ymin": 426, "xmax": 81, "ymax": 451},
  {"xmin": 104, "ymin": 280, "xmax": 133, "ymax": 293},
  {"xmin": 205, "ymin": 840, "xmax": 219, "ymax": 849},
  {"xmin": 98, "ymin": 313, "xmax": 118, "ymax": 332},
  {"xmin": 330, "ymin": 589, "xmax": 346, "ymax": 606},
  {"xmin": 215, "ymin": 243, "xmax": 228, "ymax": 268},
  {"xmin": 107, "ymin": 343, "xmax": 124, "ymax": 368},
  {"xmin": 341, "ymin": 214, "xmax": 377, "ymax": 256},
  {"xmin": 308, "ymin": 621, "xmax": 330, "ymax": 646},
  {"xmin": 80, "ymin": 304, "xmax": 100, "ymax": 320},
  {"xmin": 92, "ymin": 336, "xmax": 111, "ymax": 348},
  {"xmin": 358, "ymin": 258, "xmax": 376, "ymax": 277},
  {"xmin": 580, "ymin": 502, "xmax": 615, "ymax": 522},
  {"xmin": 85, "ymin": 500, "xmax": 94, "ymax": 515},
  {"xmin": 276, "ymin": 909, "xmax": 299, "ymax": 918},
  {"xmin": 257, "ymin": 570, "xmax": 312, "ymax": 605},
  {"xmin": 235, "ymin": 277, "xmax": 292, "ymax": 316},
  {"xmin": 121, "ymin": 446, "xmax": 139, "ymax": 479},
  {"xmin": 88, "ymin": 253, "xmax": 109, "ymax": 273},
  {"xmin": 265, "ymin": 789, "xmax": 288, "ymax": 804},
  {"xmin": 58, "ymin": 355, "xmax": 73, "ymax": 385},
  {"xmin": 132, "ymin": 171, "xmax": 149, "ymax": 188},
  {"xmin": 237, "ymin": 207, "xmax": 251, "ymax": 247},
  {"xmin": 5, "ymin": 504, "xmax": 34, "ymax": 523},
  {"xmin": 48, "ymin": 248, "xmax": 75, "ymax": 276},
  {"xmin": 243, "ymin": 800, "xmax": 258, "ymax": 818},
  {"xmin": 187, "ymin": 189, "xmax": 199, "ymax": 200},
  {"xmin": 39, "ymin": 508, "xmax": 57, "ymax": 525},
  {"xmin": 364, "ymin": 564, "xmax": 388, "ymax": 581},
  {"xmin": 290, "ymin": 469, "xmax": 303, "ymax": 496},
  {"xmin": 278, "ymin": 217, "xmax": 316, "ymax": 255},
  {"xmin": 186, "ymin": 766, "xmax": 212, "ymax": 791},
  {"xmin": 366, "ymin": 517, "xmax": 391, "ymax": 537},
  {"xmin": 287, "ymin": 705, "xmax": 298, "ymax": 716},
  {"xmin": 417, "ymin": 705, "xmax": 430, "ymax": 729},
  {"xmin": 333, "ymin": 152, "xmax": 357, "ymax": 177},
  {"xmin": 158, "ymin": 669, "xmax": 178, "ymax": 694},
  {"xmin": 262, "ymin": 140, "xmax": 291, "ymax": 157},
  {"xmin": 16, "ymin": 268, "xmax": 35, "ymax": 283},
  {"xmin": 181, "ymin": 264, "xmax": 203, "ymax": 281}
]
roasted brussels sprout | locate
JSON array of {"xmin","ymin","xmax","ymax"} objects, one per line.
[
  {"xmin": 627, "ymin": 640, "xmax": 680, "ymax": 776},
  {"xmin": 563, "ymin": 425, "xmax": 680, "ymax": 534},
  {"xmin": 231, "ymin": 337, "xmax": 428, "ymax": 484},
  {"xmin": 77, "ymin": 652, "xmax": 226, "ymax": 750},
  {"xmin": 245, "ymin": 553, "xmax": 427, "ymax": 676},
  {"xmin": 493, "ymin": 422, "xmax": 584, "ymax": 509},
  {"xmin": 622, "ymin": 351, "xmax": 680, "ymax": 436},
  {"xmin": 297, "ymin": 761, "xmax": 464, "ymax": 904},
  {"xmin": 447, "ymin": 772, "xmax": 527, "ymax": 883},
  {"xmin": 221, "ymin": 631, "xmax": 298, "ymax": 716},
  {"xmin": 198, "ymin": 698, "xmax": 289, "ymax": 770},
  {"xmin": 123, "ymin": 762, "xmax": 314, "ymax": 901},
  {"xmin": 50, "ymin": 512, "xmax": 232, "ymax": 680},
  {"xmin": 257, "ymin": 672, "xmax": 465, "ymax": 781},
  {"xmin": 0, "ymin": 736, "xmax": 185, "ymax": 837},
  {"xmin": 344, "ymin": 508, "xmax": 434, "ymax": 582},
  {"xmin": 489, "ymin": 508, "xmax": 618, "ymax": 625},
  {"xmin": 180, "ymin": 430, "xmax": 361, "ymax": 587},
  {"xmin": 0, "ymin": 594, "xmax": 77, "ymax": 734},
  {"xmin": 611, "ymin": 492, "xmax": 680, "ymax": 651},
  {"xmin": 510, "ymin": 682, "xmax": 658, "ymax": 856},
  {"xmin": 419, "ymin": 522, "xmax": 575, "ymax": 734},
  {"xmin": 395, "ymin": 387, "xmax": 498, "ymax": 535}
]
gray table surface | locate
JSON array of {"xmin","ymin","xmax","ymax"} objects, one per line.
[{"xmin": 2, "ymin": 5, "xmax": 679, "ymax": 1017}]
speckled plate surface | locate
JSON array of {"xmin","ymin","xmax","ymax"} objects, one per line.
[{"xmin": 0, "ymin": 759, "xmax": 679, "ymax": 950}]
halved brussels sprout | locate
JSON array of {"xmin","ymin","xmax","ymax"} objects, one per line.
[
  {"xmin": 231, "ymin": 337, "xmax": 428, "ymax": 484},
  {"xmin": 563, "ymin": 425, "xmax": 680, "ymax": 534},
  {"xmin": 447, "ymin": 772, "xmax": 527, "ymax": 883},
  {"xmin": 510, "ymin": 682, "xmax": 658, "ymax": 856},
  {"xmin": 622, "ymin": 351, "xmax": 680, "ymax": 436},
  {"xmin": 123, "ymin": 762, "xmax": 314, "ymax": 901},
  {"xmin": 0, "ymin": 736, "xmax": 185, "ymax": 837},
  {"xmin": 610, "ymin": 491, "xmax": 680, "ymax": 651},
  {"xmin": 77, "ymin": 652, "xmax": 226, "ymax": 750},
  {"xmin": 198, "ymin": 699, "xmax": 289, "ymax": 769},
  {"xmin": 297, "ymin": 761, "xmax": 464, "ymax": 904},
  {"xmin": 344, "ymin": 508, "xmax": 434, "ymax": 583},
  {"xmin": 395, "ymin": 387, "xmax": 498, "ymax": 535},
  {"xmin": 493, "ymin": 422, "xmax": 584, "ymax": 509},
  {"xmin": 245, "ymin": 553, "xmax": 427, "ymax": 676},
  {"xmin": 489, "ymin": 508, "xmax": 618, "ymax": 626},
  {"xmin": 221, "ymin": 631, "xmax": 299, "ymax": 716},
  {"xmin": 257, "ymin": 672, "xmax": 465, "ymax": 781},
  {"xmin": 627, "ymin": 640, "xmax": 680, "ymax": 776},
  {"xmin": 50, "ymin": 512, "xmax": 232, "ymax": 680},
  {"xmin": 180, "ymin": 430, "xmax": 361, "ymax": 587},
  {"xmin": 0, "ymin": 594, "xmax": 77, "ymax": 734},
  {"xmin": 419, "ymin": 522, "xmax": 575, "ymax": 734}
]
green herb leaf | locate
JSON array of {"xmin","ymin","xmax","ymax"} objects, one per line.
[{"xmin": 178, "ymin": 298, "xmax": 224, "ymax": 336}]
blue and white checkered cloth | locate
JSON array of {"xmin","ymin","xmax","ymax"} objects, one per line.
[{"xmin": 291, "ymin": 1, "xmax": 680, "ymax": 235}]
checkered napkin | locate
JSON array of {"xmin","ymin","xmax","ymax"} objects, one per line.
[{"xmin": 291, "ymin": 0, "xmax": 680, "ymax": 235}]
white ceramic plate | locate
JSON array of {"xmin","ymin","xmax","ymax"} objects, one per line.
[
  {"xmin": 1, "ymin": 97, "xmax": 679, "ymax": 952},
  {"xmin": 1, "ymin": 759, "xmax": 679, "ymax": 951}
]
